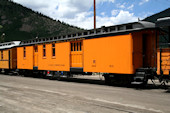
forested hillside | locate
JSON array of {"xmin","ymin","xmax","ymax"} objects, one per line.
[
  {"xmin": 144, "ymin": 8, "xmax": 170, "ymax": 23},
  {"xmin": 0, "ymin": 0, "xmax": 83, "ymax": 42}
]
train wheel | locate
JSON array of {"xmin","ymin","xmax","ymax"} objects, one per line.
[
  {"xmin": 48, "ymin": 71, "xmax": 54, "ymax": 80},
  {"xmin": 104, "ymin": 75, "xmax": 112, "ymax": 85},
  {"xmin": 56, "ymin": 72, "xmax": 62, "ymax": 81},
  {"xmin": 4, "ymin": 69, "xmax": 10, "ymax": 75}
]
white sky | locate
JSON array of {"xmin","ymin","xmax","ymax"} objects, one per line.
[{"xmin": 12, "ymin": 0, "xmax": 159, "ymax": 29}]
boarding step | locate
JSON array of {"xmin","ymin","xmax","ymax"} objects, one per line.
[
  {"xmin": 131, "ymin": 82, "xmax": 144, "ymax": 85},
  {"xmin": 134, "ymin": 76, "xmax": 145, "ymax": 81}
]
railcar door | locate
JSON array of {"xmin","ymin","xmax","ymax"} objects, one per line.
[
  {"xmin": 142, "ymin": 33, "xmax": 156, "ymax": 68},
  {"xmin": 33, "ymin": 45, "xmax": 38, "ymax": 68},
  {"xmin": 70, "ymin": 41, "xmax": 83, "ymax": 67},
  {"xmin": 142, "ymin": 34, "xmax": 147, "ymax": 67}
]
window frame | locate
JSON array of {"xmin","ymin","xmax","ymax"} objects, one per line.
[
  {"xmin": 34, "ymin": 45, "xmax": 38, "ymax": 52},
  {"xmin": 80, "ymin": 42, "xmax": 82, "ymax": 51},
  {"xmin": 1, "ymin": 51, "xmax": 3, "ymax": 60},
  {"xmin": 43, "ymin": 44, "xmax": 46, "ymax": 57},
  {"xmin": 52, "ymin": 43, "xmax": 56, "ymax": 57},
  {"xmin": 74, "ymin": 43, "xmax": 76, "ymax": 51},
  {"xmin": 23, "ymin": 47, "xmax": 26, "ymax": 58},
  {"xmin": 71, "ymin": 43, "xmax": 73, "ymax": 51},
  {"xmin": 71, "ymin": 41, "xmax": 82, "ymax": 52},
  {"xmin": 77, "ymin": 43, "xmax": 79, "ymax": 51}
]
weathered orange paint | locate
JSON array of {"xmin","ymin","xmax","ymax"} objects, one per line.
[
  {"xmin": 84, "ymin": 34, "xmax": 134, "ymax": 74},
  {"xmin": 70, "ymin": 41, "xmax": 83, "ymax": 67},
  {"xmin": 0, "ymin": 48, "xmax": 17, "ymax": 69},
  {"xmin": 71, "ymin": 51, "xmax": 83, "ymax": 67},
  {"xmin": 157, "ymin": 48, "xmax": 170, "ymax": 75},
  {"xmin": 16, "ymin": 29, "xmax": 157, "ymax": 75},
  {"xmin": 17, "ymin": 46, "xmax": 34, "ymax": 70},
  {"xmin": 37, "ymin": 42, "xmax": 70, "ymax": 71},
  {"xmin": 0, "ymin": 49, "xmax": 9, "ymax": 69}
]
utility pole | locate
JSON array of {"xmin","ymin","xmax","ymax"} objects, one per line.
[{"xmin": 94, "ymin": 0, "xmax": 96, "ymax": 30}]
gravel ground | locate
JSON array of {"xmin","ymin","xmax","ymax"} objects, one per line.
[{"xmin": 0, "ymin": 74, "xmax": 170, "ymax": 113}]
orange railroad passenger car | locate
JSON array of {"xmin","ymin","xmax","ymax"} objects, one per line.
[
  {"xmin": 15, "ymin": 18, "xmax": 170, "ymax": 85},
  {"xmin": 16, "ymin": 21, "xmax": 161, "ymax": 85},
  {"xmin": 0, "ymin": 41, "xmax": 20, "ymax": 73}
]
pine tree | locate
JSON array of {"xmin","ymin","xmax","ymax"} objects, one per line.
[{"xmin": 0, "ymin": 25, "xmax": 3, "ymax": 29}]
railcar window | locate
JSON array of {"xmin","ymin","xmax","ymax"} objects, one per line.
[
  {"xmin": 77, "ymin": 43, "xmax": 79, "ymax": 51},
  {"xmin": 34, "ymin": 46, "xmax": 38, "ymax": 52},
  {"xmin": 1, "ymin": 51, "xmax": 3, "ymax": 60},
  {"xmin": 43, "ymin": 44, "xmax": 46, "ymax": 57},
  {"xmin": 71, "ymin": 43, "xmax": 73, "ymax": 51},
  {"xmin": 71, "ymin": 42, "xmax": 82, "ymax": 51},
  {"xmin": 52, "ymin": 44, "xmax": 55, "ymax": 57},
  {"xmin": 80, "ymin": 42, "xmax": 82, "ymax": 51},
  {"xmin": 52, "ymin": 43, "xmax": 55, "ymax": 47},
  {"xmin": 74, "ymin": 43, "xmax": 76, "ymax": 51},
  {"xmin": 126, "ymin": 25, "xmax": 132, "ymax": 29},
  {"xmin": 23, "ymin": 47, "xmax": 26, "ymax": 57}
]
